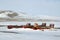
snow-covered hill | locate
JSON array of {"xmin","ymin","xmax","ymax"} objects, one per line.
[
  {"xmin": 0, "ymin": 10, "xmax": 24, "ymax": 18},
  {"xmin": 0, "ymin": 10, "xmax": 60, "ymax": 22}
]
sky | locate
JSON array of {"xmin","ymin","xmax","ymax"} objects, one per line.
[{"xmin": 0, "ymin": 0, "xmax": 60, "ymax": 17}]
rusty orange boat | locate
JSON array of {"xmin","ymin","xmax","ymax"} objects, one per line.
[{"xmin": 7, "ymin": 23, "xmax": 54, "ymax": 30}]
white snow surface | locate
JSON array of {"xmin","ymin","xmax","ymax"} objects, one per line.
[{"xmin": 0, "ymin": 27, "xmax": 60, "ymax": 40}]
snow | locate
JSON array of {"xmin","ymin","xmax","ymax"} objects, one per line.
[
  {"xmin": 0, "ymin": 10, "xmax": 60, "ymax": 21},
  {"xmin": 0, "ymin": 13, "xmax": 9, "ymax": 18},
  {"xmin": 0, "ymin": 27, "xmax": 60, "ymax": 40}
]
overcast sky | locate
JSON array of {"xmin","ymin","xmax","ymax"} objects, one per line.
[{"xmin": 0, "ymin": 0, "xmax": 60, "ymax": 17}]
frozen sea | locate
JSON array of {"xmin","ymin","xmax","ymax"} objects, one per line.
[{"xmin": 0, "ymin": 26, "xmax": 60, "ymax": 40}]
